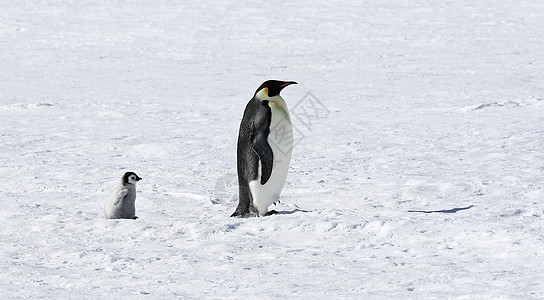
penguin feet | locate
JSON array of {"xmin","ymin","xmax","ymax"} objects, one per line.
[
  {"xmin": 265, "ymin": 210, "xmax": 277, "ymax": 216},
  {"xmin": 231, "ymin": 202, "xmax": 252, "ymax": 217},
  {"xmin": 230, "ymin": 211, "xmax": 248, "ymax": 217}
]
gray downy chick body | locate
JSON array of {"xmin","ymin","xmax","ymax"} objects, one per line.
[{"xmin": 105, "ymin": 172, "xmax": 142, "ymax": 219}]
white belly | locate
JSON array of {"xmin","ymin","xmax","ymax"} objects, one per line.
[{"xmin": 250, "ymin": 99, "xmax": 293, "ymax": 216}]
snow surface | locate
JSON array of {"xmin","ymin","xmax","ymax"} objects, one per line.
[{"xmin": 1, "ymin": 0, "xmax": 544, "ymax": 298}]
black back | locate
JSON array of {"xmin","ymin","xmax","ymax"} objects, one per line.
[{"xmin": 231, "ymin": 98, "xmax": 273, "ymax": 217}]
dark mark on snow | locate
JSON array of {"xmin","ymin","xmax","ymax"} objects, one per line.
[{"xmin": 408, "ymin": 205, "xmax": 474, "ymax": 214}]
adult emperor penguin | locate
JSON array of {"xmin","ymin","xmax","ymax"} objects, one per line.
[
  {"xmin": 231, "ymin": 80, "xmax": 297, "ymax": 217},
  {"xmin": 105, "ymin": 172, "xmax": 142, "ymax": 219}
]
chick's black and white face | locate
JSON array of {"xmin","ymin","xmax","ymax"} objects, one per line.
[
  {"xmin": 128, "ymin": 174, "xmax": 141, "ymax": 184},
  {"xmin": 123, "ymin": 172, "xmax": 142, "ymax": 185}
]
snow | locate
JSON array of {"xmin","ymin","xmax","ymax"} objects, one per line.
[{"xmin": 1, "ymin": 0, "xmax": 544, "ymax": 298}]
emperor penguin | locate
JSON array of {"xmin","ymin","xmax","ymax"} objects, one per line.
[
  {"xmin": 231, "ymin": 80, "xmax": 297, "ymax": 217},
  {"xmin": 105, "ymin": 172, "xmax": 142, "ymax": 219}
]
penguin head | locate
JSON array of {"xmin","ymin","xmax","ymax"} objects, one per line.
[
  {"xmin": 122, "ymin": 172, "xmax": 142, "ymax": 185},
  {"xmin": 254, "ymin": 80, "xmax": 297, "ymax": 99}
]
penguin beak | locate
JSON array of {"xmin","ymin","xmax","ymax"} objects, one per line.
[{"xmin": 279, "ymin": 81, "xmax": 297, "ymax": 89}]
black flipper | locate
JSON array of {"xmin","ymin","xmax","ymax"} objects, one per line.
[
  {"xmin": 252, "ymin": 131, "xmax": 274, "ymax": 185},
  {"xmin": 250, "ymin": 100, "xmax": 274, "ymax": 185}
]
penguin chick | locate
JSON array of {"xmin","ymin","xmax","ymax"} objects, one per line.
[{"xmin": 105, "ymin": 172, "xmax": 142, "ymax": 219}]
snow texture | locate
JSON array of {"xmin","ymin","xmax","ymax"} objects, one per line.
[{"xmin": 1, "ymin": 0, "xmax": 544, "ymax": 298}]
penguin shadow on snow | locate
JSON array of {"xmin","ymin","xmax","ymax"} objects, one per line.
[
  {"xmin": 408, "ymin": 205, "xmax": 475, "ymax": 214},
  {"xmin": 262, "ymin": 205, "xmax": 310, "ymax": 216},
  {"xmin": 274, "ymin": 208, "xmax": 310, "ymax": 215},
  {"xmin": 235, "ymin": 206, "xmax": 311, "ymax": 217}
]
